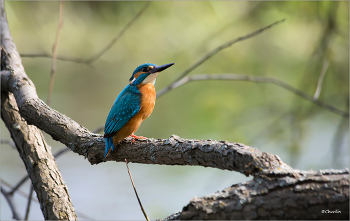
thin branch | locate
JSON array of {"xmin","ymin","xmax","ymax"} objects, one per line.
[
  {"xmin": 125, "ymin": 159, "xmax": 149, "ymax": 221},
  {"xmin": 2, "ymin": 179, "xmax": 38, "ymax": 203},
  {"xmin": 24, "ymin": 185, "xmax": 34, "ymax": 220},
  {"xmin": 8, "ymin": 145, "xmax": 67, "ymax": 196},
  {"xmin": 92, "ymin": 125, "xmax": 104, "ymax": 134},
  {"xmin": 1, "ymin": 186, "xmax": 23, "ymax": 220},
  {"xmin": 313, "ymin": 58, "xmax": 329, "ymax": 100},
  {"xmin": 1, "ymin": 139, "xmax": 16, "ymax": 148},
  {"xmin": 9, "ymin": 174, "xmax": 30, "ymax": 195},
  {"xmin": 2, "ymin": 179, "xmax": 95, "ymax": 220},
  {"xmin": 6, "ymin": 123, "xmax": 104, "ymax": 196},
  {"xmin": 158, "ymin": 73, "xmax": 349, "ymax": 118},
  {"xmin": 47, "ymin": 1, "xmax": 64, "ymax": 106},
  {"xmin": 86, "ymin": 1, "xmax": 151, "ymax": 64},
  {"xmin": 20, "ymin": 53, "xmax": 90, "ymax": 64},
  {"xmin": 20, "ymin": 1, "xmax": 151, "ymax": 65},
  {"xmin": 157, "ymin": 19, "xmax": 286, "ymax": 97}
]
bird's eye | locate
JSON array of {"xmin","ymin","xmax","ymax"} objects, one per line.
[{"xmin": 142, "ymin": 67, "xmax": 149, "ymax": 72}]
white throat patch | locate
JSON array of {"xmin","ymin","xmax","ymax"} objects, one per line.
[{"xmin": 142, "ymin": 73, "xmax": 158, "ymax": 85}]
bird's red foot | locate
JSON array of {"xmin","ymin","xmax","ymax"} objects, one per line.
[{"xmin": 130, "ymin": 134, "xmax": 147, "ymax": 143}]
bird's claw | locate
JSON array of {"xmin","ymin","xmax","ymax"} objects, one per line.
[{"xmin": 130, "ymin": 134, "xmax": 147, "ymax": 143}]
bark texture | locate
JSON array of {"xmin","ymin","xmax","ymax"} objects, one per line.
[
  {"xmin": 1, "ymin": 1, "xmax": 77, "ymax": 220},
  {"xmin": 164, "ymin": 169, "xmax": 349, "ymax": 220},
  {"xmin": 1, "ymin": 92, "xmax": 77, "ymax": 220}
]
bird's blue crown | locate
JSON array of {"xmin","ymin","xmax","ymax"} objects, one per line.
[{"xmin": 130, "ymin": 63, "xmax": 157, "ymax": 82}]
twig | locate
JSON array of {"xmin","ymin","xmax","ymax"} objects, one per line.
[
  {"xmin": 20, "ymin": 2, "xmax": 151, "ymax": 65},
  {"xmin": 9, "ymin": 174, "xmax": 30, "ymax": 195},
  {"xmin": 6, "ymin": 123, "xmax": 104, "ymax": 196},
  {"xmin": 2, "ymin": 179, "xmax": 38, "ymax": 203},
  {"xmin": 1, "ymin": 139, "xmax": 16, "ymax": 148},
  {"xmin": 157, "ymin": 19, "xmax": 286, "ymax": 97},
  {"xmin": 125, "ymin": 159, "xmax": 149, "ymax": 221},
  {"xmin": 92, "ymin": 125, "xmax": 104, "ymax": 133},
  {"xmin": 24, "ymin": 185, "xmax": 34, "ymax": 220},
  {"xmin": 9, "ymin": 145, "xmax": 66, "ymax": 196},
  {"xmin": 1, "ymin": 186, "xmax": 23, "ymax": 220},
  {"xmin": 20, "ymin": 53, "xmax": 90, "ymax": 64},
  {"xmin": 313, "ymin": 58, "xmax": 329, "ymax": 100},
  {"xmin": 47, "ymin": 1, "xmax": 64, "ymax": 106},
  {"xmin": 1, "ymin": 179, "xmax": 94, "ymax": 220},
  {"xmin": 157, "ymin": 73, "xmax": 349, "ymax": 118},
  {"xmin": 86, "ymin": 1, "xmax": 151, "ymax": 64}
]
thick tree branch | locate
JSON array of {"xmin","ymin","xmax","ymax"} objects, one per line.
[
  {"xmin": 163, "ymin": 169, "xmax": 349, "ymax": 220},
  {"xmin": 1, "ymin": 68, "xmax": 292, "ymax": 175}
]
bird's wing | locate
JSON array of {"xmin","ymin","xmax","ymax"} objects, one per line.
[{"xmin": 104, "ymin": 87, "xmax": 141, "ymax": 137}]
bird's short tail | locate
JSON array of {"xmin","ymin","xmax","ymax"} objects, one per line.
[{"xmin": 104, "ymin": 137, "xmax": 114, "ymax": 158}]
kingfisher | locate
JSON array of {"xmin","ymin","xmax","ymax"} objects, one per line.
[{"xmin": 103, "ymin": 62, "xmax": 175, "ymax": 158}]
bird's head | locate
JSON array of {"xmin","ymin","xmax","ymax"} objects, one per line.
[{"xmin": 129, "ymin": 63, "xmax": 175, "ymax": 86}]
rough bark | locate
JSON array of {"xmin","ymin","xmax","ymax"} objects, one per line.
[
  {"xmin": 1, "ymin": 92, "xmax": 77, "ymax": 220},
  {"xmin": 1, "ymin": 1, "xmax": 77, "ymax": 220},
  {"xmin": 163, "ymin": 169, "xmax": 349, "ymax": 220}
]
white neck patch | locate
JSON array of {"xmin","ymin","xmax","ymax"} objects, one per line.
[{"xmin": 142, "ymin": 73, "xmax": 158, "ymax": 85}]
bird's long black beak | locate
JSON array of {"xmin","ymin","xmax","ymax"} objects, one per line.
[{"xmin": 150, "ymin": 63, "xmax": 175, "ymax": 74}]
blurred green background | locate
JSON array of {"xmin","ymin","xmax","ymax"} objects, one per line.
[{"xmin": 1, "ymin": 1, "xmax": 349, "ymax": 220}]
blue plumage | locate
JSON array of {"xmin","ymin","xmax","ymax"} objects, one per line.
[
  {"xmin": 104, "ymin": 85, "xmax": 141, "ymax": 157},
  {"xmin": 104, "ymin": 63, "xmax": 175, "ymax": 158}
]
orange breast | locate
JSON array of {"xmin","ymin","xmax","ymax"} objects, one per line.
[{"xmin": 113, "ymin": 83, "xmax": 156, "ymax": 144}]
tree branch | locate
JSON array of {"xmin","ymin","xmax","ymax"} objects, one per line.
[
  {"xmin": 19, "ymin": 52, "xmax": 92, "ymax": 64},
  {"xmin": 157, "ymin": 73, "xmax": 349, "ymax": 118},
  {"xmin": 47, "ymin": 1, "xmax": 64, "ymax": 105},
  {"xmin": 1, "ymin": 65, "xmax": 292, "ymax": 175},
  {"xmin": 85, "ymin": 1, "xmax": 151, "ymax": 64},
  {"xmin": 313, "ymin": 58, "xmax": 329, "ymax": 100},
  {"xmin": 163, "ymin": 169, "xmax": 349, "ymax": 220},
  {"xmin": 1, "ymin": 186, "xmax": 23, "ymax": 220},
  {"xmin": 19, "ymin": 1, "xmax": 151, "ymax": 65},
  {"xmin": 24, "ymin": 185, "xmax": 34, "ymax": 220},
  {"xmin": 157, "ymin": 19, "xmax": 286, "ymax": 97}
]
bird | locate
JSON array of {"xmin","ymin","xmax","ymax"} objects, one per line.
[{"xmin": 103, "ymin": 62, "xmax": 175, "ymax": 158}]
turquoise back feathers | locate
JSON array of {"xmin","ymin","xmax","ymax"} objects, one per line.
[{"xmin": 103, "ymin": 63, "xmax": 174, "ymax": 158}]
